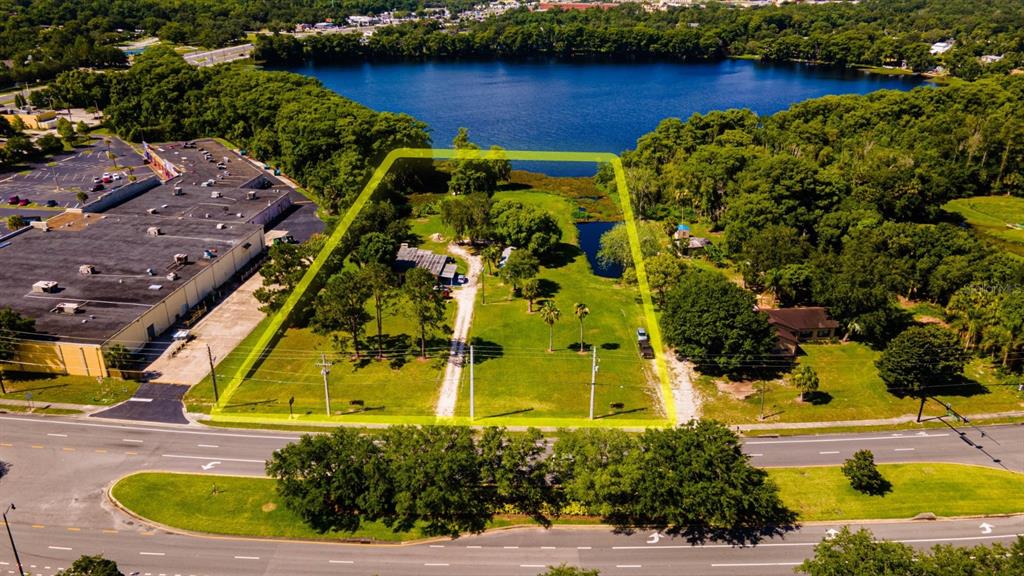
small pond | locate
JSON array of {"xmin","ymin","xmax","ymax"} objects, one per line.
[{"xmin": 576, "ymin": 221, "xmax": 622, "ymax": 279}]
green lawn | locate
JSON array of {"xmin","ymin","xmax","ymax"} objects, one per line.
[
  {"xmin": 698, "ymin": 342, "xmax": 1024, "ymax": 424},
  {"xmin": 210, "ymin": 304, "xmax": 454, "ymax": 418},
  {"xmin": 944, "ymin": 196, "xmax": 1024, "ymax": 258},
  {"xmin": 454, "ymin": 191, "xmax": 660, "ymax": 421},
  {"xmin": 769, "ymin": 463, "xmax": 1024, "ymax": 521},
  {"xmin": 0, "ymin": 371, "xmax": 137, "ymax": 406},
  {"xmin": 112, "ymin": 472, "xmax": 424, "ymax": 542}
]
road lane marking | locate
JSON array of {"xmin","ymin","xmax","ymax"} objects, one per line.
[
  {"xmin": 749, "ymin": 453, "xmax": 763, "ymax": 457},
  {"xmin": 162, "ymin": 454, "xmax": 264, "ymax": 463},
  {"xmin": 616, "ymin": 565, "xmax": 642, "ymax": 568},
  {"xmin": 424, "ymin": 563, "xmax": 449, "ymax": 567},
  {"xmin": 125, "ymin": 451, "xmax": 138, "ymax": 455},
  {"xmin": 139, "ymin": 552, "xmax": 165, "ymax": 556},
  {"xmin": 504, "ymin": 546, "xmax": 519, "ymax": 549},
  {"xmin": 540, "ymin": 546, "xmax": 556, "ymax": 550},
  {"xmin": 234, "ymin": 556, "xmax": 259, "ymax": 560},
  {"xmin": 429, "ymin": 545, "xmax": 445, "ymax": 548},
  {"xmin": 66, "ymin": 527, "xmax": 80, "ymax": 532},
  {"xmin": 127, "ymin": 398, "xmax": 153, "ymax": 403},
  {"xmin": 894, "ymin": 448, "xmax": 915, "ymax": 452},
  {"xmin": 95, "ymin": 449, "xmax": 107, "ymax": 453},
  {"xmin": 819, "ymin": 451, "xmax": 840, "ymax": 455},
  {"xmin": 466, "ymin": 545, "xmax": 482, "ymax": 549},
  {"xmin": 328, "ymin": 560, "xmax": 354, "ymax": 564},
  {"xmin": 746, "ymin": 433, "xmax": 949, "ymax": 445},
  {"xmin": 31, "ymin": 525, "xmax": 44, "ymax": 529},
  {"xmin": 577, "ymin": 546, "xmax": 591, "ymax": 550},
  {"xmin": 47, "ymin": 433, "xmax": 68, "ymax": 438},
  {"xmin": 62, "ymin": 447, "xmax": 75, "ymax": 451},
  {"xmin": 520, "ymin": 565, "xmax": 545, "ymax": 568},
  {"xmin": 103, "ymin": 529, "xmax": 118, "ymax": 534},
  {"xmin": 31, "ymin": 445, "xmax": 43, "ymax": 449},
  {"xmin": 48, "ymin": 546, "xmax": 72, "ymax": 551},
  {"xmin": 197, "ymin": 444, "xmax": 219, "ymax": 448},
  {"xmin": 711, "ymin": 562, "xmax": 801, "ymax": 567},
  {"xmin": 0, "ymin": 443, "xmax": 11, "ymax": 447},
  {"xmin": 122, "ymin": 439, "xmax": 144, "ymax": 443}
]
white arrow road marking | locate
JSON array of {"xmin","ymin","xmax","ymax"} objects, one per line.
[
  {"xmin": 980, "ymin": 522, "xmax": 994, "ymax": 534},
  {"xmin": 647, "ymin": 532, "xmax": 663, "ymax": 544},
  {"xmin": 200, "ymin": 461, "xmax": 221, "ymax": 471}
]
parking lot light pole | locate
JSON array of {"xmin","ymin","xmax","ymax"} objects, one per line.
[{"xmin": 3, "ymin": 503, "xmax": 25, "ymax": 576}]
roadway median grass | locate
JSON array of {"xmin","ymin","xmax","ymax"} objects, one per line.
[
  {"xmin": 0, "ymin": 371, "xmax": 137, "ymax": 406},
  {"xmin": 111, "ymin": 464, "xmax": 1024, "ymax": 542},
  {"xmin": 768, "ymin": 463, "xmax": 1024, "ymax": 521}
]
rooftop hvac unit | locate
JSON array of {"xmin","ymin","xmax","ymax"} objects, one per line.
[
  {"xmin": 79, "ymin": 264, "xmax": 95, "ymax": 275},
  {"xmin": 210, "ymin": 191, "xmax": 222, "ymax": 199},
  {"xmin": 32, "ymin": 280, "xmax": 59, "ymax": 293},
  {"xmin": 246, "ymin": 190, "xmax": 257, "ymax": 200},
  {"xmin": 166, "ymin": 271, "xmax": 179, "ymax": 281},
  {"xmin": 202, "ymin": 249, "xmax": 216, "ymax": 260},
  {"xmin": 216, "ymin": 223, "xmax": 226, "ymax": 230},
  {"xmin": 146, "ymin": 267, "xmax": 156, "ymax": 276},
  {"xmin": 173, "ymin": 253, "xmax": 189, "ymax": 265},
  {"xmin": 146, "ymin": 208, "xmax": 158, "ymax": 215},
  {"xmin": 172, "ymin": 186, "xmax": 183, "ymax": 196},
  {"xmin": 53, "ymin": 302, "xmax": 81, "ymax": 315},
  {"xmin": 147, "ymin": 226, "xmax": 162, "ymax": 237}
]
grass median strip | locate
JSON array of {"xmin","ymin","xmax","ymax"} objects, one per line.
[
  {"xmin": 768, "ymin": 463, "xmax": 1024, "ymax": 521},
  {"xmin": 112, "ymin": 464, "xmax": 1023, "ymax": 542}
]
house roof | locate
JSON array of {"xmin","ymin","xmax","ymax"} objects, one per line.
[
  {"xmin": 763, "ymin": 307, "xmax": 840, "ymax": 332},
  {"xmin": 395, "ymin": 243, "xmax": 456, "ymax": 280}
]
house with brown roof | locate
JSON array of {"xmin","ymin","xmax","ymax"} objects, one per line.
[{"xmin": 762, "ymin": 307, "xmax": 840, "ymax": 356}]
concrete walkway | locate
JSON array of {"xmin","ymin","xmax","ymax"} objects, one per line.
[
  {"xmin": 736, "ymin": 410, "xmax": 1024, "ymax": 431},
  {"xmin": 0, "ymin": 398, "xmax": 104, "ymax": 414},
  {"xmin": 664, "ymin": 350, "xmax": 700, "ymax": 424},
  {"xmin": 435, "ymin": 244, "xmax": 482, "ymax": 417},
  {"xmin": 146, "ymin": 273, "xmax": 266, "ymax": 385}
]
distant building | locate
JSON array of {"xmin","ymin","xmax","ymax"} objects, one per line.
[
  {"xmin": 672, "ymin": 224, "xmax": 710, "ymax": 256},
  {"xmin": 930, "ymin": 40, "xmax": 954, "ymax": 55},
  {"xmin": 980, "ymin": 54, "xmax": 1004, "ymax": 64},
  {"xmin": 395, "ymin": 243, "xmax": 457, "ymax": 285},
  {"xmin": 763, "ymin": 307, "xmax": 840, "ymax": 356},
  {"xmin": 347, "ymin": 15, "xmax": 380, "ymax": 26}
]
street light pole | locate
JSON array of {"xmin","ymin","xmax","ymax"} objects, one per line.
[{"xmin": 3, "ymin": 504, "xmax": 25, "ymax": 576}]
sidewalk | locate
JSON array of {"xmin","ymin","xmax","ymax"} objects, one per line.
[
  {"xmin": 0, "ymin": 398, "xmax": 104, "ymax": 414},
  {"xmin": 736, "ymin": 410, "xmax": 1024, "ymax": 431}
]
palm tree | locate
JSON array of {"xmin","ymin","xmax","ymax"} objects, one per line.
[
  {"xmin": 522, "ymin": 279, "xmax": 540, "ymax": 313},
  {"xmin": 540, "ymin": 301, "xmax": 561, "ymax": 352},
  {"xmin": 574, "ymin": 302, "xmax": 590, "ymax": 353}
]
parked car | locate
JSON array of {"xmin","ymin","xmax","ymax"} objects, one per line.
[
  {"xmin": 636, "ymin": 327, "xmax": 649, "ymax": 342},
  {"xmin": 44, "ymin": 199, "xmax": 58, "ymax": 207},
  {"xmin": 17, "ymin": 198, "xmax": 30, "ymax": 206},
  {"xmin": 92, "ymin": 176, "xmax": 101, "ymax": 183},
  {"xmin": 91, "ymin": 183, "xmax": 104, "ymax": 192},
  {"xmin": 7, "ymin": 195, "xmax": 20, "ymax": 205}
]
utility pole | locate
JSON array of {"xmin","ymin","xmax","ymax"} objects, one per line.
[
  {"xmin": 589, "ymin": 346, "xmax": 598, "ymax": 420},
  {"xmin": 317, "ymin": 353, "xmax": 333, "ymax": 416},
  {"xmin": 469, "ymin": 345, "xmax": 475, "ymax": 421},
  {"xmin": 759, "ymin": 382, "xmax": 766, "ymax": 421},
  {"xmin": 3, "ymin": 504, "xmax": 24, "ymax": 576},
  {"xmin": 206, "ymin": 345, "xmax": 219, "ymax": 403}
]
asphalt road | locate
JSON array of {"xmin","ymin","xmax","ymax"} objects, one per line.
[
  {"xmin": 1, "ymin": 415, "xmax": 1021, "ymax": 576},
  {"xmin": 183, "ymin": 44, "xmax": 253, "ymax": 67}
]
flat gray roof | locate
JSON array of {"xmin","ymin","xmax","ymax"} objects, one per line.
[
  {"xmin": 107, "ymin": 138, "xmax": 292, "ymax": 222},
  {"xmin": 0, "ymin": 212, "xmax": 260, "ymax": 343}
]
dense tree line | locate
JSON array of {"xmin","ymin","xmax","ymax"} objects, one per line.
[
  {"xmin": 799, "ymin": 528, "xmax": 1024, "ymax": 575},
  {"xmin": 267, "ymin": 421, "xmax": 795, "ymax": 541},
  {"xmin": 255, "ymin": 0, "xmax": 1024, "ymax": 79},
  {"xmin": 0, "ymin": 0, "xmax": 470, "ymax": 86},
  {"xmin": 618, "ymin": 76, "xmax": 1024, "ymax": 372}
]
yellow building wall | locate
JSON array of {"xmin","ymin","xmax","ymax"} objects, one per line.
[{"xmin": 8, "ymin": 340, "xmax": 108, "ymax": 377}]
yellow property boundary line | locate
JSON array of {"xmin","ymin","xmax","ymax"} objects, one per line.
[{"xmin": 211, "ymin": 148, "xmax": 676, "ymax": 428}]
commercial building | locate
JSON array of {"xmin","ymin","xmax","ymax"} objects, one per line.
[
  {"xmin": 0, "ymin": 211, "xmax": 263, "ymax": 376},
  {"xmin": 0, "ymin": 137, "xmax": 291, "ymax": 377}
]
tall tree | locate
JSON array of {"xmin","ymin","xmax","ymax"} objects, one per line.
[
  {"xmin": 574, "ymin": 302, "xmax": 590, "ymax": 353},
  {"xmin": 660, "ymin": 268, "xmax": 777, "ymax": 375},
  {"xmin": 361, "ymin": 263, "xmax": 395, "ymax": 360},
  {"xmin": 0, "ymin": 307, "xmax": 35, "ymax": 387},
  {"xmin": 56, "ymin": 555, "xmax": 124, "ymax": 576},
  {"xmin": 314, "ymin": 270, "xmax": 372, "ymax": 358},
  {"xmin": 540, "ymin": 300, "xmax": 561, "ymax": 352},
  {"xmin": 404, "ymin": 268, "xmax": 446, "ymax": 358},
  {"xmin": 499, "ymin": 249, "xmax": 539, "ymax": 297},
  {"xmin": 876, "ymin": 325, "xmax": 968, "ymax": 398},
  {"xmin": 521, "ymin": 278, "xmax": 541, "ymax": 313}
]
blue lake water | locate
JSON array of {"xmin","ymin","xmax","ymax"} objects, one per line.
[
  {"xmin": 576, "ymin": 221, "xmax": 622, "ymax": 279},
  {"xmin": 274, "ymin": 59, "xmax": 928, "ymax": 175}
]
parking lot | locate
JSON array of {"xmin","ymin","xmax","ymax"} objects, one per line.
[{"xmin": 0, "ymin": 136, "xmax": 143, "ymax": 209}]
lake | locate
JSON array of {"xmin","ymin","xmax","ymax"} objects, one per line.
[{"xmin": 274, "ymin": 59, "xmax": 928, "ymax": 175}]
